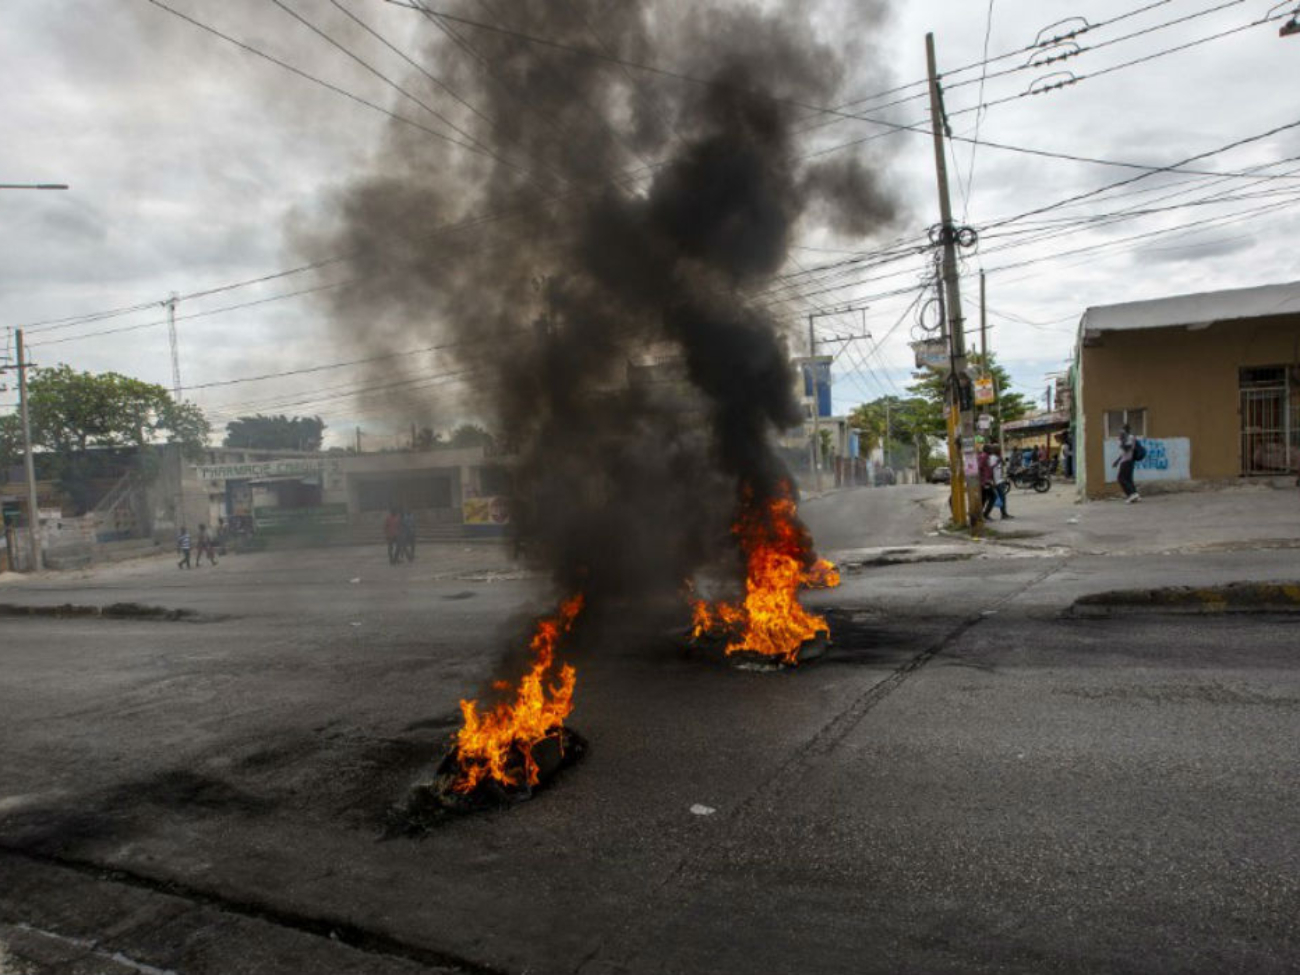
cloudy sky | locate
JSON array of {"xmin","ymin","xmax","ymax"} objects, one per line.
[{"xmin": 2, "ymin": 0, "xmax": 1298, "ymax": 446}]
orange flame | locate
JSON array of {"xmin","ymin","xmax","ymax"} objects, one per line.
[
  {"xmin": 691, "ymin": 486, "xmax": 839, "ymax": 665},
  {"xmin": 453, "ymin": 593, "xmax": 583, "ymax": 793}
]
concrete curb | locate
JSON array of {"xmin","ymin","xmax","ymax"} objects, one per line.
[
  {"xmin": 1070, "ymin": 581, "xmax": 1300, "ymax": 616},
  {"xmin": 0, "ymin": 601, "xmax": 209, "ymax": 622}
]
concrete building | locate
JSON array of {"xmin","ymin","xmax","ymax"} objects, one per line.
[
  {"xmin": 180, "ymin": 444, "xmax": 510, "ymax": 543},
  {"xmin": 1074, "ymin": 280, "xmax": 1300, "ymax": 498}
]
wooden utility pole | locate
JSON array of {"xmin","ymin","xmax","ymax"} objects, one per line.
[
  {"xmin": 807, "ymin": 314, "xmax": 822, "ymax": 493},
  {"xmin": 926, "ymin": 32, "xmax": 982, "ymax": 529},
  {"xmin": 980, "ymin": 270, "xmax": 1007, "ymax": 461},
  {"xmin": 15, "ymin": 329, "xmax": 42, "ymax": 572}
]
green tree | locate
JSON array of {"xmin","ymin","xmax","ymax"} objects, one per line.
[
  {"xmin": 448, "ymin": 423, "xmax": 494, "ymax": 449},
  {"xmin": 0, "ymin": 414, "xmax": 22, "ymax": 474},
  {"xmin": 414, "ymin": 426, "xmax": 443, "ymax": 450},
  {"xmin": 905, "ymin": 352, "xmax": 1031, "ymax": 442},
  {"xmin": 18, "ymin": 365, "xmax": 209, "ymax": 512},
  {"xmin": 223, "ymin": 414, "xmax": 325, "ymax": 452},
  {"xmin": 27, "ymin": 365, "xmax": 208, "ymax": 457},
  {"xmin": 847, "ymin": 394, "xmax": 936, "ymax": 472}
]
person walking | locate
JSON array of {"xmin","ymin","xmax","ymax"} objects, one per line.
[
  {"xmin": 977, "ymin": 444, "xmax": 993, "ymax": 516},
  {"xmin": 401, "ymin": 508, "xmax": 417, "ymax": 563},
  {"xmin": 1113, "ymin": 423, "xmax": 1141, "ymax": 502},
  {"xmin": 384, "ymin": 508, "xmax": 402, "ymax": 565},
  {"xmin": 177, "ymin": 526, "xmax": 192, "ymax": 569},
  {"xmin": 194, "ymin": 523, "xmax": 218, "ymax": 566},
  {"xmin": 979, "ymin": 445, "xmax": 1013, "ymax": 520},
  {"xmin": 988, "ymin": 446, "xmax": 1012, "ymax": 519}
]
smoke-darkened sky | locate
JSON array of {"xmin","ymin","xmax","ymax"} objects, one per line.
[{"xmin": 2, "ymin": 0, "xmax": 1298, "ymax": 440}]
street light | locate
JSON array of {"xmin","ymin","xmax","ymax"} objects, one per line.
[{"xmin": 0, "ymin": 183, "xmax": 69, "ymax": 190}]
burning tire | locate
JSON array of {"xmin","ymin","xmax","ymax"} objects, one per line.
[{"xmin": 391, "ymin": 727, "xmax": 588, "ymax": 832}]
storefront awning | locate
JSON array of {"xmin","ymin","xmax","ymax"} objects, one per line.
[{"xmin": 1003, "ymin": 410, "xmax": 1070, "ymax": 435}]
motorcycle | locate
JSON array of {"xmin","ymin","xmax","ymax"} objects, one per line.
[{"xmin": 1008, "ymin": 461, "xmax": 1051, "ymax": 493}]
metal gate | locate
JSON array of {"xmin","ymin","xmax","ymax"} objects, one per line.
[{"xmin": 1239, "ymin": 367, "xmax": 1293, "ymax": 476}]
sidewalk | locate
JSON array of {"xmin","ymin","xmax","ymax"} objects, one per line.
[{"xmin": 965, "ymin": 480, "xmax": 1300, "ymax": 556}]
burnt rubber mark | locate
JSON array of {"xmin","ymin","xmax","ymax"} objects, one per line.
[
  {"xmin": 0, "ymin": 845, "xmax": 504, "ymax": 975},
  {"xmin": 0, "ymin": 602, "xmax": 219, "ymax": 622}
]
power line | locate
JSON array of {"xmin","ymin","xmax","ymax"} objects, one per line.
[
  {"xmin": 268, "ymin": 0, "xmax": 556, "ymax": 190},
  {"xmin": 27, "ymin": 280, "xmax": 355, "ymax": 348},
  {"xmin": 984, "ymin": 114, "xmax": 1300, "ymax": 231},
  {"xmin": 940, "ymin": 0, "xmax": 1249, "ymax": 102},
  {"xmin": 961, "ymin": 0, "xmax": 996, "ymax": 225},
  {"xmin": 139, "ymin": 0, "xmax": 541, "ymax": 172},
  {"xmin": 29, "ymin": 6, "xmax": 1297, "ymax": 335},
  {"xmin": 944, "ymin": 6, "xmax": 1290, "ymax": 122},
  {"xmin": 325, "ymin": 0, "xmax": 498, "ymax": 132}
]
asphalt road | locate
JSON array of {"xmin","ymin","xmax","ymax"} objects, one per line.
[{"xmin": 1, "ymin": 489, "xmax": 1297, "ymax": 974}]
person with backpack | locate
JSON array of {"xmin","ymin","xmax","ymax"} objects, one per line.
[{"xmin": 1112, "ymin": 423, "xmax": 1142, "ymax": 503}]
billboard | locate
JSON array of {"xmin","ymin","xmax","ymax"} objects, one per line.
[
  {"xmin": 800, "ymin": 356, "xmax": 833, "ymax": 419},
  {"xmin": 463, "ymin": 496, "xmax": 511, "ymax": 525},
  {"xmin": 911, "ymin": 339, "xmax": 948, "ymax": 370}
]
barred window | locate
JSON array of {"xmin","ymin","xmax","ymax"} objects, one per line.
[{"xmin": 1104, "ymin": 408, "xmax": 1146, "ymax": 438}]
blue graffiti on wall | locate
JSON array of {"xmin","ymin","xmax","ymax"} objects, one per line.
[
  {"xmin": 1137, "ymin": 440, "xmax": 1168, "ymax": 471},
  {"xmin": 1103, "ymin": 437, "xmax": 1191, "ymax": 482}
]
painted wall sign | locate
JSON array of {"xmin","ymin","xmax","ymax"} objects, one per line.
[
  {"xmin": 1102, "ymin": 437, "xmax": 1191, "ymax": 482},
  {"xmin": 196, "ymin": 459, "xmax": 339, "ymax": 481}
]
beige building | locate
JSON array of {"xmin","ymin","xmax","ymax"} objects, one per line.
[
  {"xmin": 1074, "ymin": 280, "xmax": 1300, "ymax": 498},
  {"xmin": 177, "ymin": 444, "xmax": 510, "ymax": 542}
]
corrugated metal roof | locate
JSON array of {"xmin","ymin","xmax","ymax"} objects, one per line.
[{"xmin": 1079, "ymin": 280, "xmax": 1300, "ymax": 341}]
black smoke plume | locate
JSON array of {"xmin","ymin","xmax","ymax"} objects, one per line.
[{"xmin": 291, "ymin": 0, "xmax": 897, "ymax": 601}]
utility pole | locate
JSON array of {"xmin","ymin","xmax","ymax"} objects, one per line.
[
  {"xmin": 807, "ymin": 314, "xmax": 823, "ymax": 493},
  {"xmin": 803, "ymin": 306, "xmax": 870, "ymax": 494},
  {"xmin": 355, "ymin": 426, "xmax": 362, "ymax": 454},
  {"xmin": 166, "ymin": 294, "xmax": 182, "ymax": 400},
  {"xmin": 926, "ymin": 32, "xmax": 982, "ymax": 529},
  {"xmin": 164, "ymin": 294, "xmax": 186, "ymax": 530},
  {"xmin": 885, "ymin": 398, "xmax": 892, "ymax": 473},
  {"xmin": 15, "ymin": 330, "xmax": 42, "ymax": 572},
  {"xmin": 980, "ymin": 270, "xmax": 1006, "ymax": 460}
]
